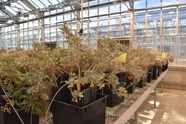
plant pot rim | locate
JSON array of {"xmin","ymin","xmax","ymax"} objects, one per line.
[{"xmin": 51, "ymin": 94, "xmax": 107, "ymax": 109}]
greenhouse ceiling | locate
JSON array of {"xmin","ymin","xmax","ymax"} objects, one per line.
[{"xmin": 0, "ymin": 0, "xmax": 133, "ymax": 26}]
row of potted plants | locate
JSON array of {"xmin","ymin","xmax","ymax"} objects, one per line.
[{"xmin": 0, "ymin": 24, "xmax": 174, "ymax": 124}]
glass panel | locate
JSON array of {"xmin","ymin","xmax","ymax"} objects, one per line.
[
  {"xmin": 10, "ymin": 2, "xmax": 29, "ymax": 13},
  {"xmin": 44, "ymin": 26, "xmax": 50, "ymax": 42},
  {"xmin": 5, "ymin": 6, "xmax": 16, "ymax": 15},
  {"xmin": 134, "ymin": 11, "xmax": 146, "ymax": 36},
  {"xmin": 11, "ymin": 26, "xmax": 15, "ymax": 30},
  {"xmin": 57, "ymin": 15, "xmax": 64, "ymax": 22},
  {"xmin": 19, "ymin": 1, "xmax": 31, "ymax": 11},
  {"xmin": 48, "ymin": 0, "xmax": 58, "ymax": 5},
  {"xmin": 110, "ymin": 5, "xmax": 120, "ymax": 13},
  {"xmin": 44, "ymin": 12, "xmax": 50, "ymax": 16},
  {"xmin": 134, "ymin": 0, "xmax": 146, "ymax": 9},
  {"xmin": 41, "ymin": 0, "xmax": 51, "ymax": 6},
  {"xmin": 64, "ymin": 13, "xmax": 71, "ymax": 21},
  {"xmin": 120, "ymin": 4, "xmax": 128, "ymax": 11},
  {"xmin": 0, "ymin": 10, "xmax": 8, "ymax": 17},
  {"xmin": 33, "ymin": 20, "xmax": 38, "ymax": 27},
  {"xmin": 99, "ymin": 0, "xmax": 109, "ymax": 4},
  {"xmin": 99, "ymin": 7, "xmax": 108, "ymax": 15},
  {"xmin": 147, "ymin": 10, "xmax": 160, "ymax": 35},
  {"xmin": 162, "ymin": 36, "xmax": 177, "ymax": 64},
  {"xmin": 20, "ymin": 24, "xmax": 24, "ymax": 29},
  {"xmin": 64, "ymin": 7, "xmax": 71, "ymax": 11},
  {"xmin": 122, "ymin": 14, "xmax": 130, "ymax": 36},
  {"xmin": 89, "ymin": 8, "xmax": 98, "ymax": 16},
  {"xmin": 162, "ymin": 0, "xmax": 177, "ymax": 6},
  {"xmin": 24, "ymin": 22, "xmax": 28, "ymax": 28},
  {"xmin": 28, "ymin": 21, "xmax": 32, "ymax": 28},
  {"xmin": 89, "ymin": 0, "xmax": 98, "ymax": 6},
  {"xmin": 51, "ymin": 10, "xmax": 56, "ymax": 15},
  {"xmin": 163, "ymin": 36, "xmax": 175, "ymax": 52},
  {"xmin": 83, "ymin": 10, "xmax": 88, "ymax": 18},
  {"xmin": 110, "ymin": 15, "xmax": 120, "ymax": 37},
  {"xmin": 148, "ymin": 0, "xmax": 161, "ymax": 7},
  {"xmin": 44, "ymin": 18, "xmax": 50, "ymax": 25},
  {"xmin": 134, "ymin": 37, "xmax": 144, "ymax": 46},
  {"xmin": 179, "ymin": 6, "xmax": 186, "ymax": 34},
  {"xmin": 89, "ymin": 18, "xmax": 98, "ymax": 39},
  {"xmin": 29, "ymin": 14, "xmax": 36, "ymax": 19},
  {"xmin": 162, "ymin": 7, "xmax": 177, "ymax": 35},
  {"xmin": 179, "ymin": 35, "xmax": 186, "ymax": 64},
  {"xmin": 99, "ymin": 16, "xmax": 109, "ymax": 37},
  {"xmin": 51, "ymin": 17, "xmax": 56, "ymax": 24},
  {"xmin": 29, "ymin": 0, "xmax": 45, "ymax": 8},
  {"xmin": 146, "ymin": 37, "xmax": 159, "ymax": 49}
]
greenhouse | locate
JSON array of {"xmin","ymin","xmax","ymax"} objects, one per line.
[{"xmin": 0, "ymin": 0, "xmax": 186, "ymax": 124}]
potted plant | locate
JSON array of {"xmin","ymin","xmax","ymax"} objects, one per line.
[
  {"xmin": 95, "ymin": 37, "xmax": 128, "ymax": 106},
  {"xmin": 49, "ymin": 25, "xmax": 108, "ymax": 124},
  {"xmin": 0, "ymin": 45, "xmax": 60, "ymax": 124}
]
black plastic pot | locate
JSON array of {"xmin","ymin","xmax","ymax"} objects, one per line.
[
  {"xmin": 136, "ymin": 77, "xmax": 146, "ymax": 88},
  {"xmin": 71, "ymin": 86, "xmax": 97, "ymax": 107},
  {"xmin": 97, "ymin": 85, "xmax": 124, "ymax": 107},
  {"xmin": 147, "ymin": 66, "xmax": 153, "ymax": 83},
  {"xmin": 53, "ymin": 74, "xmax": 71, "ymax": 103},
  {"xmin": 51, "ymin": 94, "xmax": 107, "ymax": 124},
  {"xmin": 152, "ymin": 65, "xmax": 158, "ymax": 80},
  {"xmin": 125, "ymin": 78, "xmax": 135, "ymax": 94},
  {"xmin": 126, "ymin": 84, "xmax": 135, "ymax": 94},
  {"xmin": 52, "ymin": 83, "xmax": 71, "ymax": 103},
  {"xmin": 116, "ymin": 72, "xmax": 126, "ymax": 83},
  {"xmin": 53, "ymin": 86, "xmax": 97, "ymax": 107},
  {"xmin": 0, "ymin": 111, "xmax": 39, "ymax": 124},
  {"xmin": 54, "ymin": 74, "xmax": 97, "ymax": 107},
  {"xmin": 162, "ymin": 63, "xmax": 168, "ymax": 72},
  {"xmin": 0, "ymin": 88, "xmax": 7, "ymax": 107},
  {"xmin": 56, "ymin": 73, "xmax": 69, "ymax": 87},
  {"xmin": 90, "ymin": 87, "xmax": 97, "ymax": 102},
  {"xmin": 157, "ymin": 66, "xmax": 162, "ymax": 76}
]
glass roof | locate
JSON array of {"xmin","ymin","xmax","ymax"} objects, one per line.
[
  {"xmin": 28, "ymin": 0, "xmax": 67, "ymax": 9},
  {"xmin": 0, "ymin": 0, "xmax": 63, "ymax": 24},
  {"xmin": 5, "ymin": 6, "xmax": 17, "ymax": 15},
  {"xmin": 0, "ymin": 0, "xmax": 164, "ymax": 25},
  {"xmin": 10, "ymin": 2, "xmax": 30, "ymax": 13},
  {"xmin": 0, "ymin": 0, "xmax": 123, "ymax": 18}
]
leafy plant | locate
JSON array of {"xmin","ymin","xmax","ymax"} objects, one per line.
[
  {"xmin": 59, "ymin": 25, "xmax": 129, "ymax": 99},
  {"xmin": 0, "ymin": 46, "xmax": 60, "ymax": 116}
]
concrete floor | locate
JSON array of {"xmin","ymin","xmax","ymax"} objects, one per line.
[{"xmin": 137, "ymin": 88, "xmax": 186, "ymax": 124}]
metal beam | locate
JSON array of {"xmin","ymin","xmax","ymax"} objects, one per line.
[
  {"xmin": 129, "ymin": 0, "xmax": 134, "ymax": 48},
  {"xmin": 0, "ymin": 8, "xmax": 14, "ymax": 17},
  {"xmin": 0, "ymin": 17, "xmax": 9, "ymax": 23},
  {"xmin": 21, "ymin": 0, "xmax": 44, "ymax": 17}
]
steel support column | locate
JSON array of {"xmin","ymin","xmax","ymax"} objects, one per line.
[{"xmin": 129, "ymin": 0, "xmax": 134, "ymax": 48}]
